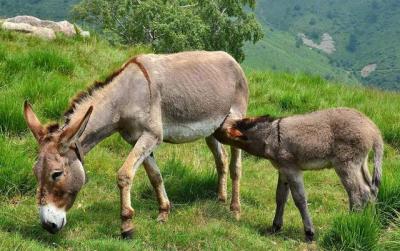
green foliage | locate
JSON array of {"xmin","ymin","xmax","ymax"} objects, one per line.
[
  {"xmin": 346, "ymin": 34, "xmax": 358, "ymax": 53},
  {"xmin": 322, "ymin": 208, "xmax": 380, "ymax": 251},
  {"xmin": 72, "ymin": 0, "xmax": 263, "ymax": 62}
]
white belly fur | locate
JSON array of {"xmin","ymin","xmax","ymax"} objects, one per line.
[
  {"xmin": 300, "ymin": 159, "xmax": 332, "ymax": 170},
  {"xmin": 163, "ymin": 118, "xmax": 223, "ymax": 143}
]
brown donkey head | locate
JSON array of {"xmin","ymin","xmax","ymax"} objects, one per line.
[{"xmin": 23, "ymin": 101, "xmax": 93, "ymax": 234}]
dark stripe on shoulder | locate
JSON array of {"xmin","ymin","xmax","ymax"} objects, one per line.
[{"xmin": 63, "ymin": 55, "xmax": 148, "ymax": 124}]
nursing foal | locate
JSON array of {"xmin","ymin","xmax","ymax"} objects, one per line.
[
  {"xmin": 24, "ymin": 51, "xmax": 248, "ymax": 238},
  {"xmin": 215, "ymin": 108, "xmax": 383, "ymax": 242}
]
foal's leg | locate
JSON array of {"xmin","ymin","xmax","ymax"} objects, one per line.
[
  {"xmin": 335, "ymin": 160, "xmax": 370, "ymax": 211},
  {"xmin": 229, "ymin": 147, "xmax": 242, "ymax": 220},
  {"xmin": 117, "ymin": 133, "xmax": 160, "ymax": 239},
  {"xmin": 206, "ymin": 136, "xmax": 228, "ymax": 202},
  {"xmin": 143, "ymin": 154, "xmax": 171, "ymax": 223},
  {"xmin": 271, "ymin": 172, "xmax": 290, "ymax": 233},
  {"xmin": 285, "ymin": 170, "xmax": 315, "ymax": 242}
]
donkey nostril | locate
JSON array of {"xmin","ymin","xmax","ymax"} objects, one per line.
[{"xmin": 51, "ymin": 222, "xmax": 57, "ymax": 230}]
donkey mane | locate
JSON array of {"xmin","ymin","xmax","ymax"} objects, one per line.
[
  {"xmin": 234, "ymin": 115, "xmax": 277, "ymax": 131},
  {"xmin": 45, "ymin": 123, "xmax": 61, "ymax": 133},
  {"xmin": 63, "ymin": 56, "xmax": 150, "ymax": 124}
]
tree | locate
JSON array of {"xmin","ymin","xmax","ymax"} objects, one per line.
[
  {"xmin": 346, "ymin": 34, "xmax": 358, "ymax": 53},
  {"xmin": 72, "ymin": 0, "xmax": 263, "ymax": 62}
]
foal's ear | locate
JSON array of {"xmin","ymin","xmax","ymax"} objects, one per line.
[
  {"xmin": 59, "ymin": 106, "xmax": 93, "ymax": 151},
  {"xmin": 227, "ymin": 127, "xmax": 245, "ymax": 139},
  {"xmin": 23, "ymin": 101, "xmax": 45, "ymax": 142}
]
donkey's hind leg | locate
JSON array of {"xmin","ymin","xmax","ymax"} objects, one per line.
[
  {"xmin": 229, "ymin": 146, "xmax": 242, "ymax": 220},
  {"xmin": 206, "ymin": 136, "xmax": 228, "ymax": 202},
  {"xmin": 271, "ymin": 172, "xmax": 290, "ymax": 233},
  {"xmin": 334, "ymin": 159, "xmax": 371, "ymax": 211},
  {"xmin": 143, "ymin": 154, "xmax": 171, "ymax": 223}
]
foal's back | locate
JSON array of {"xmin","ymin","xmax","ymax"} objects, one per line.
[{"xmin": 280, "ymin": 108, "xmax": 381, "ymax": 165}]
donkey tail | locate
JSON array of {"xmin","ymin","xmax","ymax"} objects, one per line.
[{"xmin": 371, "ymin": 134, "xmax": 384, "ymax": 197}]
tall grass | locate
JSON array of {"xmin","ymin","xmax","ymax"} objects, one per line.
[
  {"xmin": 0, "ymin": 136, "xmax": 36, "ymax": 195},
  {"xmin": 322, "ymin": 208, "xmax": 381, "ymax": 251},
  {"xmin": 140, "ymin": 158, "xmax": 217, "ymax": 203}
]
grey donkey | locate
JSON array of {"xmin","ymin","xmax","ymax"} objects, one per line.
[
  {"xmin": 215, "ymin": 107, "xmax": 383, "ymax": 242},
  {"xmin": 23, "ymin": 51, "xmax": 248, "ymax": 238}
]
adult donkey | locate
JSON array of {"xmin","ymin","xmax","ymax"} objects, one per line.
[{"xmin": 23, "ymin": 51, "xmax": 248, "ymax": 238}]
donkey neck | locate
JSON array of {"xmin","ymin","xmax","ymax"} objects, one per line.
[
  {"xmin": 240, "ymin": 118, "xmax": 281, "ymax": 159},
  {"xmin": 65, "ymin": 70, "xmax": 132, "ymax": 154}
]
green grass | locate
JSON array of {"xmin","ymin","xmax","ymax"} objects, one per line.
[
  {"xmin": 0, "ymin": 29, "xmax": 400, "ymax": 250},
  {"xmin": 322, "ymin": 208, "xmax": 381, "ymax": 251}
]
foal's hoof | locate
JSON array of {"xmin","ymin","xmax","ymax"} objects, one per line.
[
  {"xmin": 157, "ymin": 211, "xmax": 169, "ymax": 223},
  {"xmin": 305, "ymin": 230, "xmax": 315, "ymax": 243},
  {"xmin": 121, "ymin": 229, "xmax": 134, "ymax": 240},
  {"xmin": 269, "ymin": 224, "xmax": 282, "ymax": 234}
]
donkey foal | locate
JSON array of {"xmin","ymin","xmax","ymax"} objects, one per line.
[{"xmin": 215, "ymin": 108, "xmax": 383, "ymax": 242}]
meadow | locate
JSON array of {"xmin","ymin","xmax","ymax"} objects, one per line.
[{"xmin": 0, "ymin": 29, "xmax": 400, "ymax": 250}]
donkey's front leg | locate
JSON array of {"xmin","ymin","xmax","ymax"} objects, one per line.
[
  {"xmin": 117, "ymin": 133, "xmax": 160, "ymax": 239},
  {"xmin": 285, "ymin": 170, "xmax": 315, "ymax": 242},
  {"xmin": 143, "ymin": 154, "xmax": 171, "ymax": 223},
  {"xmin": 271, "ymin": 172, "xmax": 290, "ymax": 233}
]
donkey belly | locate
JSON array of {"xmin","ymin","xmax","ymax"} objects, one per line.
[{"xmin": 163, "ymin": 116, "xmax": 226, "ymax": 143}]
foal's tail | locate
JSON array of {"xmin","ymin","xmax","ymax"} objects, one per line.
[{"xmin": 371, "ymin": 134, "xmax": 384, "ymax": 197}]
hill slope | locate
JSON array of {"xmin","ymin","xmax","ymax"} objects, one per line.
[
  {"xmin": 253, "ymin": 0, "xmax": 400, "ymax": 90},
  {"xmin": 0, "ymin": 29, "xmax": 400, "ymax": 250}
]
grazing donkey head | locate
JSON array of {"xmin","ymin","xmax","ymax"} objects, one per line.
[{"xmin": 23, "ymin": 101, "xmax": 92, "ymax": 234}]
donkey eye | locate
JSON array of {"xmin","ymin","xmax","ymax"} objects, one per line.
[{"xmin": 51, "ymin": 171, "xmax": 64, "ymax": 181}]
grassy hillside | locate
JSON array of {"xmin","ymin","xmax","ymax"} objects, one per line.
[
  {"xmin": 243, "ymin": 26, "xmax": 357, "ymax": 84},
  {"xmin": 1, "ymin": 29, "xmax": 400, "ymax": 250},
  {"xmin": 254, "ymin": 0, "xmax": 400, "ymax": 90}
]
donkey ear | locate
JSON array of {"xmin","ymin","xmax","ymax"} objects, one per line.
[
  {"xmin": 23, "ymin": 101, "xmax": 45, "ymax": 142},
  {"xmin": 227, "ymin": 127, "xmax": 244, "ymax": 139},
  {"xmin": 59, "ymin": 106, "xmax": 93, "ymax": 150}
]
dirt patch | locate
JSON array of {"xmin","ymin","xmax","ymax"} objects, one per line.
[
  {"xmin": 299, "ymin": 33, "xmax": 336, "ymax": 54},
  {"xmin": 361, "ymin": 64, "xmax": 377, "ymax": 78}
]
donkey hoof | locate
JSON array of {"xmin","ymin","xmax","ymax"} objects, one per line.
[
  {"xmin": 232, "ymin": 210, "xmax": 241, "ymax": 221},
  {"xmin": 270, "ymin": 223, "xmax": 282, "ymax": 234},
  {"xmin": 121, "ymin": 229, "xmax": 134, "ymax": 239},
  {"xmin": 305, "ymin": 230, "xmax": 315, "ymax": 243},
  {"xmin": 156, "ymin": 212, "xmax": 169, "ymax": 223},
  {"xmin": 218, "ymin": 196, "xmax": 227, "ymax": 203}
]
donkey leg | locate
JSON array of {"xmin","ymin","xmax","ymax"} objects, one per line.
[
  {"xmin": 286, "ymin": 170, "xmax": 315, "ymax": 242},
  {"xmin": 206, "ymin": 136, "xmax": 228, "ymax": 202},
  {"xmin": 117, "ymin": 133, "xmax": 160, "ymax": 239},
  {"xmin": 143, "ymin": 154, "xmax": 171, "ymax": 223},
  {"xmin": 271, "ymin": 172, "xmax": 290, "ymax": 233},
  {"xmin": 335, "ymin": 160, "xmax": 370, "ymax": 211},
  {"xmin": 229, "ymin": 146, "xmax": 242, "ymax": 220}
]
